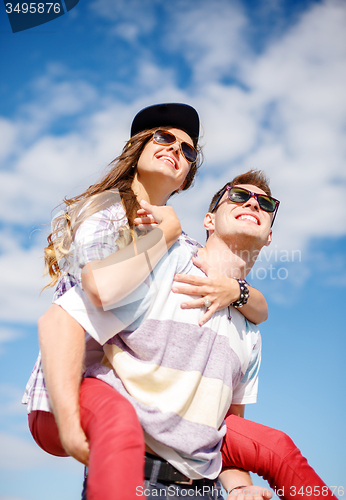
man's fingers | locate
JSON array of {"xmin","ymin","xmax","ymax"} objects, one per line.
[
  {"xmin": 60, "ymin": 427, "xmax": 90, "ymax": 466},
  {"xmin": 69, "ymin": 442, "xmax": 90, "ymax": 466}
]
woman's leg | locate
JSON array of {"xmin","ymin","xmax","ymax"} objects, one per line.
[
  {"xmin": 79, "ymin": 377, "xmax": 145, "ymax": 500},
  {"xmin": 221, "ymin": 415, "xmax": 336, "ymax": 500},
  {"xmin": 29, "ymin": 377, "xmax": 145, "ymax": 500}
]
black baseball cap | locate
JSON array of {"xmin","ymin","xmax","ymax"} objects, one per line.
[{"xmin": 130, "ymin": 103, "xmax": 199, "ymax": 146}]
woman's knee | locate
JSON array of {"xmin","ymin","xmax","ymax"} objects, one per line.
[{"xmin": 271, "ymin": 428, "xmax": 298, "ymax": 459}]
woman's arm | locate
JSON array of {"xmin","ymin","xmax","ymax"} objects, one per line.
[
  {"xmin": 172, "ymin": 258, "xmax": 268, "ymax": 326},
  {"xmin": 38, "ymin": 304, "xmax": 89, "ymax": 465},
  {"xmin": 82, "ymin": 202, "xmax": 182, "ymax": 308}
]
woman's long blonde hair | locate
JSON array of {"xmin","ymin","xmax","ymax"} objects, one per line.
[{"xmin": 44, "ymin": 126, "xmax": 201, "ymax": 288}]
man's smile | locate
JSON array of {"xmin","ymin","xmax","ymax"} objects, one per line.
[{"xmin": 235, "ymin": 213, "xmax": 260, "ymax": 225}]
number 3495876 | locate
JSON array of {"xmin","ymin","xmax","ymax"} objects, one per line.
[{"xmin": 5, "ymin": 3, "xmax": 61, "ymax": 14}]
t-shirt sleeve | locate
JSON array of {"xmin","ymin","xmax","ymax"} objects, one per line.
[
  {"xmin": 232, "ymin": 327, "xmax": 261, "ymax": 405},
  {"xmin": 73, "ymin": 204, "xmax": 127, "ymax": 270},
  {"xmin": 55, "ymin": 284, "xmax": 151, "ymax": 345}
]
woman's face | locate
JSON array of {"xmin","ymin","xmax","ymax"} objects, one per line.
[{"xmin": 136, "ymin": 128, "xmax": 194, "ymax": 194}]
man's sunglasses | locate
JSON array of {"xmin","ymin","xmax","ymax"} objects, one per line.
[
  {"xmin": 152, "ymin": 130, "xmax": 198, "ymax": 164},
  {"xmin": 211, "ymin": 186, "xmax": 280, "ymax": 227}
]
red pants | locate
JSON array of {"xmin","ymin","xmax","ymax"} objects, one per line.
[
  {"xmin": 29, "ymin": 378, "xmax": 145, "ymax": 500},
  {"xmin": 29, "ymin": 378, "xmax": 335, "ymax": 500},
  {"xmin": 221, "ymin": 414, "xmax": 335, "ymax": 499}
]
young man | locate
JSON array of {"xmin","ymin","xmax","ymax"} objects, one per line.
[{"xmin": 54, "ymin": 171, "xmax": 335, "ymax": 499}]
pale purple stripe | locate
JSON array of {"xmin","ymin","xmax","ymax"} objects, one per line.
[{"xmin": 106, "ymin": 319, "xmax": 243, "ymax": 390}]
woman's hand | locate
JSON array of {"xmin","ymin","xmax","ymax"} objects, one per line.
[
  {"xmin": 172, "ymin": 257, "xmax": 241, "ymax": 326},
  {"xmin": 134, "ymin": 200, "xmax": 181, "ymax": 232},
  {"xmin": 134, "ymin": 200, "xmax": 181, "ymax": 249}
]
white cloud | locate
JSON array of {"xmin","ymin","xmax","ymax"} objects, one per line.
[
  {"xmin": 0, "ymin": 242, "xmax": 54, "ymax": 323},
  {"xmin": 89, "ymin": 0, "xmax": 157, "ymax": 39},
  {"xmin": 173, "ymin": 0, "xmax": 346, "ymax": 252},
  {"xmin": 0, "ymin": 432, "xmax": 83, "ymax": 471},
  {"xmin": 165, "ymin": 0, "xmax": 249, "ymax": 84},
  {"xmin": 0, "ymin": 118, "xmax": 17, "ymax": 163}
]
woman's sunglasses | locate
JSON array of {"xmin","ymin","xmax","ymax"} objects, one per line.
[
  {"xmin": 211, "ymin": 186, "xmax": 280, "ymax": 226},
  {"xmin": 152, "ymin": 130, "xmax": 198, "ymax": 164}
]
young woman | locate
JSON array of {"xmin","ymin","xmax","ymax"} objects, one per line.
[{"xmin": 23, "ymin": 104, "xmax": 268, "ymax": 500}]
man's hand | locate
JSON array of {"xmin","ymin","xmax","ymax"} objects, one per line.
[
  {"xmin": 225, "ymin": 485, "xmax": 273, "ymax": 500},
  {"xmin": 59, "ymin": 418, "xmax": 90, "ymax": 466}
]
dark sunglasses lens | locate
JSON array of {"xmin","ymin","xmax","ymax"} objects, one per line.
[
  {"xmin": 181, "ymin": 143, "xmax": 197, "ymax": 163},
  {"xmin": 229, "ymin": 188, "xmax": 251, "ymax": 203},
  {"xmin": 258, "ymin": 196, "xmax": 276, "ymax": 212},
  {"xmin": 154, "ymin": 131, "xmax": 197, "ymax": 163},
  {"xmin": 153, "ymin": 130, "xmax": 175, "ymax": 145}
]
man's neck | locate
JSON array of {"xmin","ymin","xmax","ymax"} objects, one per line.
[{"xmin": 198, "ymin": 233, "xmax": 261, "ymax": 279}]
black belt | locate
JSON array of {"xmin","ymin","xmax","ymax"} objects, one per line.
[{"xmin": 145, "ymin": 453, "xmax": 216, "ymax": 488}]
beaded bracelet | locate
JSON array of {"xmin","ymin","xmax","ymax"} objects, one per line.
[{"xmin": 230, "ymin": 278, "xmax": 249, "ymax": 308}]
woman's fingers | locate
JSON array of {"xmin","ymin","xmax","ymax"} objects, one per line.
[
  {"xmin": 172, "ymin": 284, "xmax": 212, "ymax": 297},
  {"xmin": 180, "ymin": 297, "xmax": 207, "ymax": 309},
  {"xmin": 134, "ymin": 215, "xmax": 158, "ymax": 226},
  {"xmin": 174, "ymin": 273, "xmax": 208, "ymax": 286},
  {"xmin": 191, "ymin": 256, "xmax": 211, "ymax": 276},
  {"xmin": 198, "ymin": 303, "xmax": 218, "ymax": 326}
]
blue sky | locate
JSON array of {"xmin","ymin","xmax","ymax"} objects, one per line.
[{"xmin": 0, "ymin": 0, "xmax": 346, "ymax": 498}]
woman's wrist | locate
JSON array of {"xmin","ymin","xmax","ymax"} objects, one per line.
[{"xmin": 230, "ymin": 278, "xmax": 249, "ymax": 308}]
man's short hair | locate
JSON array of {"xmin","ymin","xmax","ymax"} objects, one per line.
[{"xmin": 208, "ymin": 169, "xmax": 271, "ymax": 213}]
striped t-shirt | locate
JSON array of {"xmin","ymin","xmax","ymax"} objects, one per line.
[{"xmin": 55, "ymin": 237, "xmax": 261, "ymax": 480}]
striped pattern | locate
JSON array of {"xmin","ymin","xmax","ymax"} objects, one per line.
[{"xmin": 80, "ymin": 239, "xmax": 261, "ymax": 479}]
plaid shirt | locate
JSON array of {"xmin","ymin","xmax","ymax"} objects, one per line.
[{"xmin": 22, "ymin": 202, "xmax": 127, "ymax": 413}]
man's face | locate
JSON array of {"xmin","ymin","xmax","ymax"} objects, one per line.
[{"xmin": 205, "ymin": 184, "xmax": 273, "ymax": 248}]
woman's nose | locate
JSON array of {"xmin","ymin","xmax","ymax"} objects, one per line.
[{"xmin": 167, "ymin": 142, "xmax": 180, "ymax": 156}]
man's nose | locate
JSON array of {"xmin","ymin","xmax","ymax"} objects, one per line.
[{"xmin": 244, "ymin": 196, "xmax": 259, "ymax": 210}]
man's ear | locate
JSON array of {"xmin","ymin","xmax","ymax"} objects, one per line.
[
  {"xmin": 265, "ymin": 230, "xmax": 272, "ymax": 247},
  {"xmin": 204, "ymin": 212, "xmax": 215, "ymax": 233}
]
